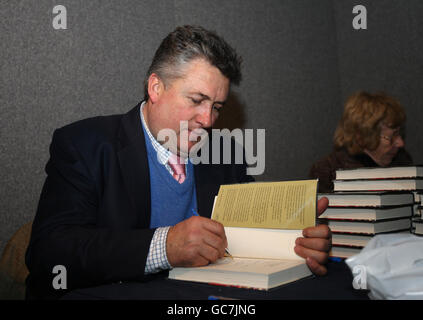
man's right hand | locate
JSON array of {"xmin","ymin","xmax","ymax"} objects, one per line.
[{"xmin": 166, "ymin": 216, "xmax": 228, "ymax": 267}]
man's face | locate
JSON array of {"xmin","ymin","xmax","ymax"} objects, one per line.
[
  {"xmin": 365, "ymin": 125, "xmax": 405, "ymax": 167},
  {"xmin": 145, "ymin": 58, "xmax": 230, "ymax": 157}
]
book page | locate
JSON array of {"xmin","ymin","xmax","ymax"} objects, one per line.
[
  {"xmin": 199, "ymin": 257, "xmax": 305, "ymax": 274},
  {"xmin": 224, "ymin": 227, "xmax": 303, "ymax": 260},
  {"xmin": 211, "ymin": 180, "xmax": 317, "ymax": 229}
]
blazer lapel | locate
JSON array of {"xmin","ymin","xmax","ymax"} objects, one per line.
[{"xmin": 117, "ymin": 103, "xmax": 151, "ymax": 228}]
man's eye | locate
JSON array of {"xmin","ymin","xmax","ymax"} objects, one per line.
[
  {"xmin": 213, "ymin": 105, "xmax": 222, "ymax": 112},
  {"xmin": 190, "ymin": 98, "xmax": 201, "ymax": 104}
]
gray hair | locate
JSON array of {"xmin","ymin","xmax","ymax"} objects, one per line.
[{"xmin": 143, "ymin": 25, "xmax": 242, "ymax": 101}]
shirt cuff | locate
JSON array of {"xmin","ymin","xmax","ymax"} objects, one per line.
[{"xmin": 144, "ymin": 226, "xmax": 172, "ymax": 274}]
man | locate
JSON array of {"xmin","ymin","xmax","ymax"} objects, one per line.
[{"xmin": 26, "ymin": 25, "xmax": 331, "ymax": 299}]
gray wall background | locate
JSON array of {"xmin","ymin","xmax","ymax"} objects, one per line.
[{"xmin": 1, "ymin": 0, "xmax": 422, "ymax": 254}]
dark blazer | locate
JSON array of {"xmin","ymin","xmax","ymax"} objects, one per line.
[{"xmin": 25, "ymin": 102, "xmax": 253, "ymax": 299}]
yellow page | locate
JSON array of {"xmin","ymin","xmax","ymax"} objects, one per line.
[{"xmin": 211, "ymin": 180, "xmax": 318, "ymax": 229}]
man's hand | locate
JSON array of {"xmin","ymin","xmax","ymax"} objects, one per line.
[
  {"xmin": 166, "ymin": 216, "xmax": 228, "ymax": 267},
  {"xmin": 294, "ymin": 197, "xmax": 332, "ymax": 276}
]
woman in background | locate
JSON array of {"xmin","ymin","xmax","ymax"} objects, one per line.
[{"xmin": 309, "ymin": 91, "xmax": 413, "ymax": 193}]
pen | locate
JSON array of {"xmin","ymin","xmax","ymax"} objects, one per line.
[
  {"xmin": 191, "ymin": 208, "xmax": 233, "ymax": 259},
  {"xmin": 208, "ymin": 295, "xmax": 238, "ymax": 300}
]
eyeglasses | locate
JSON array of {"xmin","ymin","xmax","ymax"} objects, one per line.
[{"xmin": 380, "ymin": 130, "xmax": 403, "ymax": 145}]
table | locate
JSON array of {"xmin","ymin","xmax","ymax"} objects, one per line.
[{"xmin": 62, "ymin": 260, "xmax": 369, "ymax": 300}]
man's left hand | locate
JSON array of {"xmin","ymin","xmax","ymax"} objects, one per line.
[{"xmin": 294, "ymin": 197, "xmax": 331, "ymax": 276}]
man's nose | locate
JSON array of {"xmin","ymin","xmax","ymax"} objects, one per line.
[{"xmin": 196, "ymin": 105, "xmax": 214, "ymax": 128}]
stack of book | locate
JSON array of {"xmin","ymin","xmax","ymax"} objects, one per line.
[
  {"xmin": 319, "ymin": 165, "xmax": 423, "ymax": 258},
  {"xmin": 412, "ymin": 191, "xmax": 423, "ymax": 236}
]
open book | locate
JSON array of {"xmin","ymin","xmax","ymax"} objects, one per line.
[{"xmin": 168, "ymin": 180, "xmax": 317, "ymax": 290}]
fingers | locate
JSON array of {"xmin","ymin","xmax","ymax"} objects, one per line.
[
  {"xmin": 302, "ymin": 224, "xmax": 331, "ymax": 239},
  {"xmin": 166, "ymin": 216, "xmax": 228, "ymax": 267},
  {"xmin": 295, "ymin": 224, "xmax": 332, "ymax": 276},
  {"xmin": 197, "ymin": 237, "xmax": 225, "ymax": 264},
  {"xmin": 295, "ymin": 237, "xmax": 331, "ymax": 252},
  {"xmin": 306, "ymin": 257, "xmax": 328, "ymax": 276},
  {"xmin": 201, "ymin": 218, "xmax": 228, "ymax": 248},
  {"xmin": 295, "ymin": 239, "xmax": 329, "ymax": 262},
  {"xmin": 201, "ymin": 227, "xmax": 227, "ymax": 260},
  {"xmin": 317, "ymin": 197, "xmax": 329, "ymax": 217}
]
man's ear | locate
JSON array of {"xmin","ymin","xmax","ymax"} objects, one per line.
[{"xmin": 147, "ymin": 73, "xmax": 164, "ymax": 104}]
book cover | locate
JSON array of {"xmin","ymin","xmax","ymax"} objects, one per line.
[
  {"xmin": 327, "ymin": 218, "xmax": 411, "ymax": 235},
  {"xmin": 335, "ymin": 166, "xmax": 423, "ymax": 180},
  {"xmin": 318, "ymin": 191, "xmax": 415, "ymax": 207},
  {"xmin": 169, "ymin": 257, "xmax": 312, "ymax": 290},
  {"xmin": 333, "ymin": 178, "xmax": 423, "ymax": 192},
  {"xmin": 319, "ymin": 205, "xmax": 413, "ymax": 221}
]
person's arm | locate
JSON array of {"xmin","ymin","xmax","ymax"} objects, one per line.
[
  {"xmin": 26, "ymin": 128, "xmax": 156, "ymax": 296},
  {"xmin": 144, "ymin": 227, "xmax": 172, "ymax": 273}
]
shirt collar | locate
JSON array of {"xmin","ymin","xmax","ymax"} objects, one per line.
[{"xmin": 139, "ymin": 101, "xmax": 188, "ymax": 165}]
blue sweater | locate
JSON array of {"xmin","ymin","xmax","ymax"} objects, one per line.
[{"xmin": 143, "ymin": 128, "xmax": 197, "ymax": 228}]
